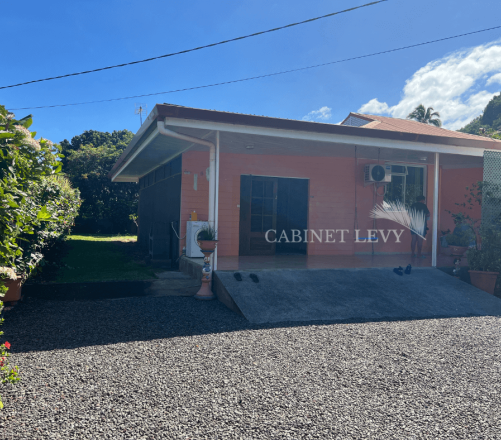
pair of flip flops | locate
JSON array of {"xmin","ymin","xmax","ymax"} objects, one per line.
[
  {"xmin": 393, "ymin": 265, "xmax": 412, "ymax": 276},
  {"xmin": 233, "ymin": 272, "xmax": 259, "ymax": 283}
]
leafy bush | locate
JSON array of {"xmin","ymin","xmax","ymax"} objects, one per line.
[
  {"xmin": 0, "ymin": 105, "xmax": 80, "ymax": 277},
  {"xmin": 0, "ymin": 104, "xmax": 80, "ymax": 409},
  {"xmin": 62, "ymin": 130, "xmax": 137, "ymax": 233},
  {"xmin": 17, "ymin": 175, "xmax": 81, "ymax": 276},
  {"xmin": 445, "ymin": 231, "xmax": 472, "ymax": 247}
]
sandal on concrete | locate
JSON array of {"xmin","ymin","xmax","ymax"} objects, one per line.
[
  {"xmin": 249, "ymin": 273, "xmax": 259, "ymax": 283},
  {"xmin": 393, "ymin": 266, "xmax": 403, "ymax": 276},
  {"xmin": 404, "ymin": 264, "xmax": 412, "ymax": 275},
  {"xmin": 233, "ymin": 272, "xmax": 242, "ymax": 282}
]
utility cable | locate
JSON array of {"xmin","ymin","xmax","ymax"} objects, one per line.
[
  {"xmin": 10, "ymin": 25, "xmax": 501, "ymax": 111},
  {"xmin": 0, "ymin": 1, "xmax": 386, "ymax": 90}
]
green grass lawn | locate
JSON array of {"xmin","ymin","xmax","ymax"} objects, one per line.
[{"xmin": 54, "ymin": 235, "xmax": 158, "ymax": 283}]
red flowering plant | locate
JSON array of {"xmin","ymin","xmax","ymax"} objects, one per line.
[{"xmin": 0, "ymin": 282, "xmax": 20, "ymax": 410}]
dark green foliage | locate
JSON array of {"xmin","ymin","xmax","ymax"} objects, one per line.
[
  {"xmin": 62, "ymin": 130, "xmax": 138, "ymax": 233},
  {"xmin": 60, "ymin": 130, "xmax": 132, "ymax": 168},
  {"xmin": 481, "ymin": 93, "xmax": 501, "ymax": 126},
  {"xmin": 197, "ymin": 225, "xmax": 217, "ymax": 241},
  {"xmin": 459, "ymin": 93, "xmax": 501, "ymax": 138},
  {"xmin": 445, "ymin": 230, "xmax": 472, "ymax": 247}
]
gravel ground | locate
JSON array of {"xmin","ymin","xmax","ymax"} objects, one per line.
[{"xmin": 0, "ymin": 295, "xmax": 500, "ymax": 439}]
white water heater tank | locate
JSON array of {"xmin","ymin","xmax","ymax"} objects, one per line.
[{"xmin": 186, "ymin": 221, "xmax": 209, "ymax": 257}]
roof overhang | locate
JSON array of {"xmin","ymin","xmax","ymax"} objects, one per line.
[{"xmin": 109, "ymin": 104, "xmax": 501, "ymax": 182}]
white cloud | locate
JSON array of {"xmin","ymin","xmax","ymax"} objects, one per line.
[
  {"xmin": 302, "ymin": 106, "xmax": 332, "ymax": 122},
  {"xmin": 487, "ymin": 72, "xmax": 501, "ymax": 86},
  {"xmin": 358, "ymin": 41, "xmax": 501, "ymax": 129},
  {"xmin": 358, "ymin": 98, "xmax": 389, "ymax": 114}
]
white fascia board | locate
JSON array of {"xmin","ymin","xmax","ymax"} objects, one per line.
[
  {"xmin": 164, "ymin": 117, "xmax": 487, "ymax": 157},
  {"xmin": 111, "ymin": 127, "xmax": 159, "ymax": 181}
]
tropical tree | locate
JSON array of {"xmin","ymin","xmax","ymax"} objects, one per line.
[
  {"xmin": 407, "ymin": 104, "xmax": 442, "ymax": 127},
  {"xmin": 62, "ymin": 130, "xmax": 137, "ymax": 233}
]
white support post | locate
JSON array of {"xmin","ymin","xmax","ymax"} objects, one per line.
[
  {"xmin": 208, "ymin": 144, "xmax": 216, "ymax": 228},
  {"xmin": 214, "ymin": 131, "xmax": 220, "ymax": 270},
  {"xmin": 432, "ymin": 152, "xmax": 439, "ymax": 267}
]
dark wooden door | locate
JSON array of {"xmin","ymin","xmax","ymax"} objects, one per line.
[
  {"xmin": 239, "ymin": 176, "xmax": 277, "ymax": 256},
  {"xmin": 276, "ymin": 178, "xmax": 309, "ymax": 254}
]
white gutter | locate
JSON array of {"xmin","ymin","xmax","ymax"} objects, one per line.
[
  {"xmin": 164, "ymin": 117, "xmax": 489, "ymax": 157},
  {"xmin": 432, "ymin": 153, "xmax": 439, "ymax": 268},
  {"xmin": 214, "ymin": 131, "xmax": 220, "ymax": 270},
  {"xmin": 156, "ymin": 120, "xmax": 216, "ymax": 229}
]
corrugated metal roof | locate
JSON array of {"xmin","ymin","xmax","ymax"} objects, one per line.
[{"xmin": 345, "ymin": 112, "xmax": 500, "ymax": 143}]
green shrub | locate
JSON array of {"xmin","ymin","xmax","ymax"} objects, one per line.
[
  {"xmin": 0, "ymin": 105, "xmax": 80, "ymax": 409},
  {"xmin": 445, "ymin": 232, "xmax": 472, "ymax": 247}
]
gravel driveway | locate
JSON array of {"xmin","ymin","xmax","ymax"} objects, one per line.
[{"xmin": 1, "ymin": 294, "xmax": 500, "ymax": 439}]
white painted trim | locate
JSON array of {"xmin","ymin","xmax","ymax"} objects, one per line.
[
  {"xmin": 432, "ymin": 153, "xmax": 439, "ymax": 268},
  {"xmin": 111, "ymin": 127, "xmax": 159, "ymax": 181},
  {"xmin": 214, "ymin": 131, "xmax": 220, "ymax": 271},
  {"xmin": 440, "ymin": 163, "xmax": 483, "ymax": 169},
  {"xmin": 164, "ymin": 117, "xmax": 487, "ymax": 157},
  {"xmin": 240, "ymin": 173, "xmax": 310, "ymax": 180}
]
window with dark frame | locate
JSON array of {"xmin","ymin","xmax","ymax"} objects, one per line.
[{"xmin": 384, "ymin": 165, "xmax": 425, "ymax": 208}]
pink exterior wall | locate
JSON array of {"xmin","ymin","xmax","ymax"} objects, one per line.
[
  {"xmin": 439, "ymin": 167, "xmax": 483, "ymax": 234},
  {"xmin": 179, "ymin": 150, "xmax": 481, "ymax": 257}
]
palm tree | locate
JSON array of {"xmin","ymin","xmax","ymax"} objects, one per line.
[{"xmin": 407, "ymin": 104, "xmax": 442, "ymax": 127}]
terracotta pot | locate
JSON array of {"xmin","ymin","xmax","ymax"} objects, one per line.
[
  {"xmin": 196, "ymin": 240, "xmax": 218, "ymax": 252},
  {"xmin": 2, "ymin": 276, "xmax": 23, "ymax": 302},
  {"xmin": 449, "ymin": 245, "xmax": 468, "ymax": 256},
  {"xmin": 469, "ymin": 270, "xmax": 499, "ymax": 295}
]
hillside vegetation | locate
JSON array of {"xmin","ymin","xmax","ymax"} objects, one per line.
[{"xmin": 459, "ymin": 93, "xmax": 501, "ymax": 139}]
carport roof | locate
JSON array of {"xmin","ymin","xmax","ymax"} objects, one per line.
[{"xmin": 109, "ymin": 103, "xmax": 501, "ymax": 182}]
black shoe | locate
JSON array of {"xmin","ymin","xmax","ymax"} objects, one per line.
[
  {"xmin": 404, "ymin": 264, "xmax": 412, "ymax": 275},
  {"xmin": 233, "ymin": 272, "xmax": 242, "ymax": 282},
  {"xmin": 249, "ymin": 273, "xmax": 259, "ymax": 283},
  {"xmin": 393, "ymin": 266, "xmax": 403, "ymax": 276}
]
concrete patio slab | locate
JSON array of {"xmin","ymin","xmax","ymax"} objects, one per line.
[{"xmin": 214, "ymin": 268, "xmax": 501, "ymax": 324}]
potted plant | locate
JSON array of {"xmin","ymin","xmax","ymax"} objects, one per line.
[
  {"xmin": 196, "ymin": 224, "xmax": 218, "ymax": 251},
  {"xmin": 0, "ymin": 267, "xmax": 22, "ymax": 303},
  {"xmin": 466, "ymin": 219, "xmax": 501, "ymax": 295},
  {"xmin": 445, "ymin": 229, "xmax": 473, "ymax": 256},
  {"xmin": 195, "ymin": 225, "xmax": 218, "ymax": 300}
]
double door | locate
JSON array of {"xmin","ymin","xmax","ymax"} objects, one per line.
[{"xmin": 239, "ymin": 175, "xmax": 308, "ymax": 256}]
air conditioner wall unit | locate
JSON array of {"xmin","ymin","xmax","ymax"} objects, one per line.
[
  {"xmin": 364, "ymin": 164, "xmax": 392, "ymax": 184},
  {"xmin": 186, "ymin": 221, "xmax": 209, "ymax": 257}
]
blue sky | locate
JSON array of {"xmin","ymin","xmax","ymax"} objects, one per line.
[{"xmin": 2, "ymin": 0, "xmax": 501, "ymax": 144}]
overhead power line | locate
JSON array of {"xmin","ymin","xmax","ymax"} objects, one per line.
[
  {"xmin": 10, "ymin": 25, "xmax": 501, "ymax": 111},
  {"xmin": 0, "ymin": 1, "xmax": 386, "ymax": 90}
]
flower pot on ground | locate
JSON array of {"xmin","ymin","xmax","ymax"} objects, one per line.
[
  {"xmin": 468, "ymin": 270, "xmax": 498, "ymax": 295},
  {"xmin": 0, "ymin": 267, "xmax": 22, "ymax": 302},
  {"xmin": 466, "ymin": 242, "xmax": 501, "ymax": 295},
  {"xmin": 3, "ymin": 276, "xmax": 23, "ymax": 302},
  {"xmin": 448, "ymin": 245, "xmax": 468, "ymax": 256},
  {"xmin": 445, "ymin": 231, "xmax": 472, "ymax": 256}
]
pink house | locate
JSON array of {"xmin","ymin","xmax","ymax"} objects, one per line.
[{"xmin": 109, "ymin": 104, "xmax": 501, "ymax": 271}]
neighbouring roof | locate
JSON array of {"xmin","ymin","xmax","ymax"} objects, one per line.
[{"xmin": 341, "ymin": 112, "xmax": 501, "ymax": 143}]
